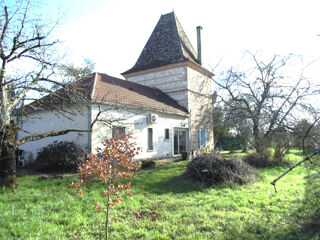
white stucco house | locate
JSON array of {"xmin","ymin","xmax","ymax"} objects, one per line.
[{"xmin": 18, "ymin": 12, "xmax": 214, "ymax": 162}]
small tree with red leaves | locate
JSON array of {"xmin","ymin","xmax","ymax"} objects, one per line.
[{"xmin": 69, "ymin": 133, "xmax": 141, "ymax": 240}]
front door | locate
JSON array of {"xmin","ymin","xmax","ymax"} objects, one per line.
[{"xmin": 174, "ymin": 129, "xmax": 187, "ymax": 154}]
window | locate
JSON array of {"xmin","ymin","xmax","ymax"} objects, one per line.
[
  {"xmin": 148, "ymin": 128, "xmax": 153, "ymax": 150},
  {"xmin": 165, "ymin": 128, "xmax": 170, "ymax": 140},
  {"xmin": 198, "ymin": 128, "xmax": 208, "ymax": 147},
  {"xmin": 204, "ymin": 129, "xmax": 208, "ymax": 147},
  {"xmin": 112, "ymin": 126, "xmax": 126, "ymax": 139}
]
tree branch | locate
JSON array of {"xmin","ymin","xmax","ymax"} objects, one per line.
[
  {"xmin": 270, "ymin": 151, "xmax": 320, "ymax": 192},
  {"xmin": 16, "ymin": 128, "xmax": 91, "ymax": 146}
]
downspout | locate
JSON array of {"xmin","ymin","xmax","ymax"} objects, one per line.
[
  {"xmin": 87, "ymin": 105, "xmax": 92, "ymax": 153},
  {"xmin": 171, "ymin": 122, "xmax": 174, "ymax": 156},
  {"xmin": 188, "ymin": 110, "xmax": 192, "ymax": 151}
]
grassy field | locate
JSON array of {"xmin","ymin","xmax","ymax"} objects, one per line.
[{"xmin": 0, "ymin": 149, "xmax": 319, "ymax": 239}]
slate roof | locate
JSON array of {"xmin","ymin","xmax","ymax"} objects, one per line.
[
  {"xmin": 22, "ymin": 73, "xmax": 188, "ymax": 116},
  {"xmin": 122, "ymin": 12, "xmax": 199, "ymax": 75}
]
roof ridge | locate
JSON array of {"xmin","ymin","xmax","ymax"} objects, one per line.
[
  {"xmin": 174, "ymin": 14, "xmax": 197, "ymax": 60},
  {"xmin": 172, "ymin": 13, "xmax": 186, "ymax": 62},
  {"xmin": 91, "ymin": 72, "xmax": 98, "ymax": 100}
]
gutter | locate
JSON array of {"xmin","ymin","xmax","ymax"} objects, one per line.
[{"xmin": 91, "ymin": 100, "xmax": 189, "ymax": 117}]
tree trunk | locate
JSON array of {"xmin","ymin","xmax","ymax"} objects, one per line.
[
  {"xmin": 255, "ymin": 143, "xmax": 266, "ymax": 155},
  {"xmin": 253, "ymin": 133, "xmax": 270, "ymax": 156},
  {"xmin": 253, "ymin": 122, "xmax": 261, "ymax": 153},
  {"xmin": 285, "ymin": 140, "xmax": 290, "ymax": 154},
  {"xmin": 0, "ymin": 128, "xmax": 17, "ymax": 188},
  {"xmin": 106, "ymin": 187, "xmax": 111, "ymax": 240},
  {"xmin": 242, "ymin": 139, "xmax": 248, "ymax": 153},
  {"xmin": 252, "ymin": 124, "xmax": 268, "ymax": 155}
]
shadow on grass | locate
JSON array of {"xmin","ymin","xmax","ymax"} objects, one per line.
[
  {"xmin": 136, "ymin": 171, "xmax": 246, "ymax": 195},
  {"xmin": 133, "ymin": 157, "xmax": 261, "ymax": 195},
  {"xmin": 228, "ymin": 173, "xmax": 320, "ymax": 240},
  {"xmin": 286, "ymin": 173, "xmax": 320, "ymax": 239},
  {"xmin": 141, "ymin": 173, "xmax": 208, "ymax": 194}
]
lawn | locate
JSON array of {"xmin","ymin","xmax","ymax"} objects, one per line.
[{"xmin": 0, "ymin": 149, "xmax": 319, "ymax": 240}]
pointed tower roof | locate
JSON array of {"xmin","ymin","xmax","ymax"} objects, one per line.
[{"xmin": 122, "ymin": 12, "xmax": 199, "ymax": 75}]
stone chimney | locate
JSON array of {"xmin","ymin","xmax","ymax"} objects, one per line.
[{"xmin": 196, "ymin": 26, "xmax": 202, "ymax": 65}]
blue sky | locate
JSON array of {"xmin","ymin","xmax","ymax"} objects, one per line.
[{"xmin": 31, "ymin": 0, "xmax": 320, "ymax": 80}]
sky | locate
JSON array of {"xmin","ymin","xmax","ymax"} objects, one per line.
[{"xmin": 33, "ymin": 0, "xmax": 320, "ymax": 80}]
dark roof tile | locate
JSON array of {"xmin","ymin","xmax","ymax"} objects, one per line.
[{"xmin": 123, "ymin": 12, "xmax": 199, "ymax": 74}]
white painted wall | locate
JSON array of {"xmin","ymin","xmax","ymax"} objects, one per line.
[
  {"xmin": 18, "ymin": 103, "xmax": 189, "ymax": 162},
  {"xmin": 18, "ymin": 105, "xmax": 90, "ymax": 161},
  {"xmin": 91, "ymin": 105, "xmax": 189, "ymax": 160}
]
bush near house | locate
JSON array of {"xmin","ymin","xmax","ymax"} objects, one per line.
[
  {"xmin": 186, "ymin": 152, "xmax": 256, "ymax": 185},
  {"xmin": 141, "ymin": 159, "xmax": 156, "ymax": 169},
  {"xmin": 32, "ymin": 141, "xmax": 87, "ymax": 172}
]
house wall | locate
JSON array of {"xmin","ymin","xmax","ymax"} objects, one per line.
[
  {"xmin": 125, "ymin": 63, "xmax": 215, "ymax": 151},
  {"xmin": 125, "ymin": 65, "xmax": 189, "ymax": 110},
  {"xmin": 18, "ymin": 104, "xmax": 189, "ymax": 163},
  {"xmin": 187, "ymin": 66, "xmax": 214, "ymax": 150},
  {"xmin": 91, "ymin": 105, "xmax": 189, "ymax": 160},
  {"xmin": 18, "ymin": 105, "xmax": 90, "ymax": 162}
]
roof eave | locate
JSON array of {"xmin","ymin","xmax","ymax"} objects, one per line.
[
  {"xmin": 122, "ymin": 60, "xmax": 214, "ymax": 79},
  {"xmin": 90, "ymin": 100, "xmax": 189, "ymax": 117}
]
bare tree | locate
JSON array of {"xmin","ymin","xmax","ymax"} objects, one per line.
[
  {"xmin": 211, "ymin": 105, "xmax": 229, "ymax": 147},
  {"xmin": 223, "ymin": 100, "xmax": 252, "ymax": 153},
  {"xmin": 58, "ymin": 59, "xmax": 95, "ymax": 83},
  {"xmin": 214, "ymin": 52, "xmax": 317, "ymax": 157},
  {"xmin": 0, "ymin": 0, "xmax": 97, "ymax": 185}
]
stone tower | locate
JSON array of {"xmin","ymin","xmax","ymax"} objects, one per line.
[{"xmin": 122, "ymin": 12, "xmax": 214, "ymax": 150}]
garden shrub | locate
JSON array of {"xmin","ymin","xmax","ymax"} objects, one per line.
[
  {"xmin": 186, "ymin": 152, "xmax": 256, "ymax": 185},
  {"xmin": 32, "ymin": 141, "xmax": 87, "ymax": 172},
  {"xmin": 181, "ymin": 151, "xmax": 188, "ymax": 161},
  {"xmin": 141, "ymin": 159, "xmax": 156, "ymax": 169},
  {"xmin": 243, "ymin": 151, "xmax": 271, "ymax": 168},
  {"xmin": 272, "ymin": 144, "xmax": 287, "ymax": 163},
  {"xmin": 244, "ymin": 150, "xmax": 289, "ymax": 168}
]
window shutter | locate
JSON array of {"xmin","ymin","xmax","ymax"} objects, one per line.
[
  {"xmin": 204, "ymin": 129, "xmax": 208, "ymax": 147},
  {"xmin": 198, "ymin": 128, "xmax": 202, "ymax": 147}
]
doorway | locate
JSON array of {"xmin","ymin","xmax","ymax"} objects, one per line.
[{"xmin": 174, "ymin": 129, "xmax": 187, "ymax": 154}]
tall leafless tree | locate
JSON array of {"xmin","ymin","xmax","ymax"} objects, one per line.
[
  {"xmin": 214, "ymin": 52, "xmax": 318, "ymax": 156},
  {"xmin": 0, "ymin": 0, "xmax": 98, "ymax": 186}
]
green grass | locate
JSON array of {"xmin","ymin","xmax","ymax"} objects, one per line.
[{"xmin": 1, "ymin": 149, "xmax": 319, "ymax": 239}]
